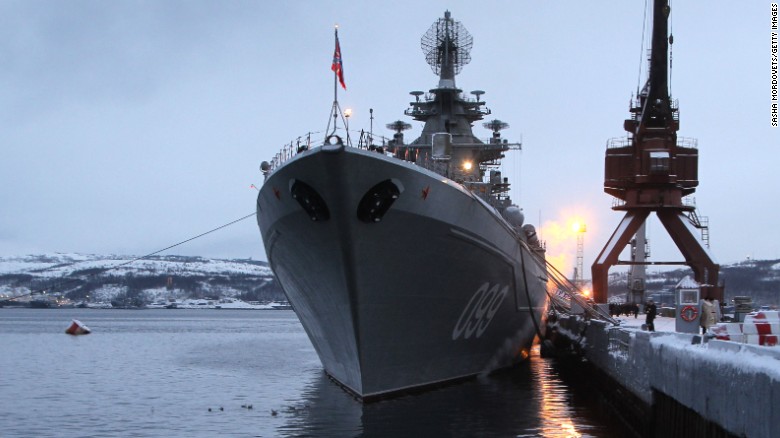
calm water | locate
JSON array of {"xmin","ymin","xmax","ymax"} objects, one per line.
[{"xmin": 0, "ymin": 309, "xmax": 628, "ymax": 437}]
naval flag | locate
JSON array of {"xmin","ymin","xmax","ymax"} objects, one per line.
[{"xmin": 331, "ymin": 29, "xmax": 346, "ymax": 90}]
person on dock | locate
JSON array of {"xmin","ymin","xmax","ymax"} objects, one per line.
[
  {"xmin": 699, "ymin": 296, "xmax": 721, "ymax": 335},
  {"xmin": 645, "ymin": 300, "xmax": 657, "ymax": 332}
]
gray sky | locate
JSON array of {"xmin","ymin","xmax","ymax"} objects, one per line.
[{"xmin": 1, "ymin": 1, "xmax": 776, "ymax": 275}]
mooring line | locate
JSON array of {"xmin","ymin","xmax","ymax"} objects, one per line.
[{"xmin": 1, "ymin": 212, "xmax": 258, "ymax": 304}]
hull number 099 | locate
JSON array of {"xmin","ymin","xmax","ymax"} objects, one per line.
[{"xmin": 452, "ymin": 282, "xmax": 509, "ymax": 340}]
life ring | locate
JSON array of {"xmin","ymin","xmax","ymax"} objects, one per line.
[{"xmin": 680, "ymin": 305, "xmax": 699, "ymax": 322}]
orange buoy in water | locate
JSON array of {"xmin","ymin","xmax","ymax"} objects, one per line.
[{"xmin": 65, "ymin": 319, "xmax": 91, "ymax": 335}]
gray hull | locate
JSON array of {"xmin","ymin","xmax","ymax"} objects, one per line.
[{"xmin": 257, "ymin": 146, "xmax": 549, "ymax": 399}]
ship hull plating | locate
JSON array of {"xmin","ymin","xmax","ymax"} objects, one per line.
[{"xmin": 257, "ymin": 147, "xmax": 548, "ymax": 399}]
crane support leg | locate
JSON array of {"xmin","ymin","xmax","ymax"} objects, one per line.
[
  {"xmin": 656, "ymin": 210, "xmax": 723, "ymax": 301},
  {"xmin": 591, "ymin": 210, "xmax": 650, "ymax": 303}
]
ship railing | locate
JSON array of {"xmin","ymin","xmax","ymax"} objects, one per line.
[
  {"xmin": 408, "ymin": 90, "xmax": 491, "ymax": 104},
  {"xmin": 404, "ymin": 105, "xmax": 491, "ymax": 119},
  {"xmin": 404, "ymin": 108, "xmax": 435, "ymax": 117},
  {"xmin": 393, "ymin": 139, "xmax": 521, "ymax": 152},
  {"xmin": 263, "ymin": 127, "xmax": 524, "ymax": 179},
  {"xmin": 264, "ymin": 131, "xmax": 319, "ymax": 174},
  {"xmin": 264, "ymin": 129, "xmax": 395, "ymax": 175}
]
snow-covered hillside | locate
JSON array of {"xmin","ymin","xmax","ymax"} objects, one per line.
[
  {"xmin": 603, "ymin": 259, "xmax": 780, "ymax": 306},
  {"xmin": 0, "ymin": 253, "xmax": 281, "ymax": 305},
  {"xmin": 0, "ymin": 253, "xmax": 272, "ymax": 278}
]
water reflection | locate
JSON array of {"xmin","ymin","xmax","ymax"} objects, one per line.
[
  {"xmin": 535, "ymin": 356, "xmax": 586, "ymax": 438},
  {"xmin": 0, "ymin": 310, "xmax": 625, "ymax": 437},
  {"xmin": 279, "ymin": 350, "xmax": 623, "ymax": 438}
]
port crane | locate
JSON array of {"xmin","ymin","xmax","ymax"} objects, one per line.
[{"xmin": 591, "ymin": 0, "xmax": 724, "ymax": 303}]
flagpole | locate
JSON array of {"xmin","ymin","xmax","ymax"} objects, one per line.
[
  {"xmin": 327, "ymin": 23, "xmax": 346, "ymax": 140},
  {"xmin": 333, "ymin": 25, "xmax": 338, "ymax": 136},
  {"xmin": 328, "ymin": 24, "xmax": 339, "ymax": 135},
  {"xmin": 334, "ymin": 25, "xmax": 338, "ymax": 105}
]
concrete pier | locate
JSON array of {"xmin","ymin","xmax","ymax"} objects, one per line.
[{"xmin": 546, "ymin": 315, "xmax": 780, "ymax": 437}]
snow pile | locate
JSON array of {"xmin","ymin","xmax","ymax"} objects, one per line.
[
  {"xmin": 651, "ymin": 334, "xmax": 780, "ymax": 381},
  {"xmin": 555, "ymin": 313, "xmax": 780, "ymax": 437}
]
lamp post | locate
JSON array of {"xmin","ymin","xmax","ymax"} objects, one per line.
[{"xmin": 344, "ymin": 108, "xmax": 352, "ymax": 145}]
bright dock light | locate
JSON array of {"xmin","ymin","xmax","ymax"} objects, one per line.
[{"xmin": 571, "ymin": 222, "xmax": 586, "ymax": 234}]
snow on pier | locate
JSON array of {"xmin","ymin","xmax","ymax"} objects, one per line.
[{"xmin": 548, "ymin": 315, "xmax": 780, "ymax": 438}]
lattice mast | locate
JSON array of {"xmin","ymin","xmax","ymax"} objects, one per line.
[
  {"xmin": 591, "ymin": 0, "xmax": 723, "ymax": 303},
  {"xmin": 574, "ymin": 224, "xmax": 586, "ymax": 287}
]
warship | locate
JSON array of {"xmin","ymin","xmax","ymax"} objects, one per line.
[{"xmin": 256, "ymin": 11, "xmax": 549, "ymax": 400}]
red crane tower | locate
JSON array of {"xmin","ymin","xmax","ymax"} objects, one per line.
[{"xmin": 591, "ymin": 0, "xmax": 724, "ymax": 304}]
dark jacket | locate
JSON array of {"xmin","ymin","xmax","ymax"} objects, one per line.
[{"xmin": 646, "ymin": 303, "xmax": 657, "ymax": 320}]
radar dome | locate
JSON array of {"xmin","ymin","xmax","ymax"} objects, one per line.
[{"xmin": 502, "ymin": 205, "xmax": 524, "ymax": 227}]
